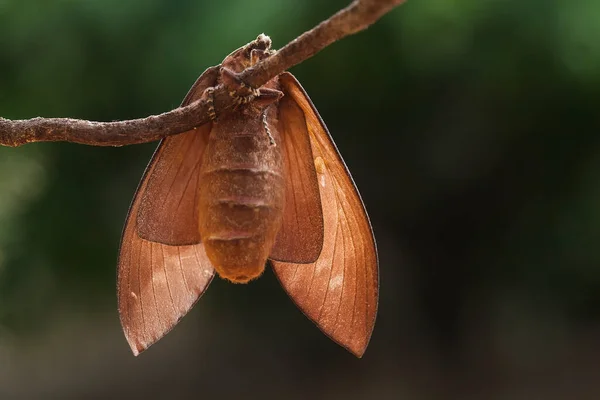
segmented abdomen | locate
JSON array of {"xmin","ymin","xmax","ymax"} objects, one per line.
[{"xmin": 197, "ymin": 107, "xmax": 285, "ymax": 283}]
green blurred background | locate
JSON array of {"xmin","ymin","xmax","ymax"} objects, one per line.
[{"xmin": 1, "ymin": 0, "xmax": 600, "ymax": 398}]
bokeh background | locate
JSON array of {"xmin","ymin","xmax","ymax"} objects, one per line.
[{"xmin": 1, "ymin": 0, "xmax": 600, "ymax": 398}]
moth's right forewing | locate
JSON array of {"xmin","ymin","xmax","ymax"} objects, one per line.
[
  {"xmin": 118, "ymin": 66, "xmax": 219, "ymax": 355},
  {"xmin": 118, "ymin": 192, "xmax": 214, "ymax": 355},
  {"xmin": 117, "ymin": 146, "xmax": 215, "ymax": 355}
]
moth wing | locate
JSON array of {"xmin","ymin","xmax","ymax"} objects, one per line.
[
  {"xmin": 269, "ymin": 82, "xmax": 324, "ymax": 263},
  {"xmin": 118, "ymin": 181, "xmax": 215, "ymax": 356},
  {"xmin": 117, "ymin": 67, "xmax": 219, "ymax": 355},
  {"xmin": 137, "ymin": 66, "xmax": 219, "ymax": 245},
  {"xmin": 271, "ymin": 73, "xmax": 379, "ymax": 358}
]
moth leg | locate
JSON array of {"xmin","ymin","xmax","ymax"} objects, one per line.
[
  {"xmin": 262, "ymin": 111, "xmax": 275, "ymax": 146},
  {"xmin": 250, "ymin": 48, "xmax": 274, "ymax": 65},
  {"xmin": 200, "ymin": 87, "xmax": 218, "ymax": 121},
  {"xmin": 257, "ymin": 87, "xmax": 283, "ymax": 146},
  {"xmin": 221, "ymin": 67, "xmax": 259, "ymax": 106},
  {"xmin": 220, "ymin": 63, "xmax": 282, "ymax": 99}
]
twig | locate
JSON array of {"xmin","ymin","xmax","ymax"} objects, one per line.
[
  {"xmin": 0, "ymin": 68, "xmax": 218, "ymax": 147},
  {"xmin": 241, "ymin": 0, "xmax": 406, "ymax": 89},
  {"xmin": 0, "ymin": 0, "xmax": 406, "ymax": 148}
]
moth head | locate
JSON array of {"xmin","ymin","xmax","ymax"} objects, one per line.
[{"xmin": 222, "ymin": 34, "xmax": 274, "ymax": 73}]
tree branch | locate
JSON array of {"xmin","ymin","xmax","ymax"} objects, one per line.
[
  {"xmin": 0, "ymin": 0, "xmax": 406, "ymax": 148},
  {"xmin": 241, "ymin": 0, "xmax": 406, "ymax": 89}
]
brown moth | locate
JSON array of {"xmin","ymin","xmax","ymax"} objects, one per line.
[{"xmin": 117, "ymin": 34, "xmax": 378, "ymax": 358}]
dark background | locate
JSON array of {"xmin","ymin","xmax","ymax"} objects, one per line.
[{"xmin": 1, "ymin": 0, "xmax": 600, "ymax": 398}]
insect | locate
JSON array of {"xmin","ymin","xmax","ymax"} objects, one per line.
[{"xmin": 117, "ymin": 34, "xmax": 378, "ymax": 358}]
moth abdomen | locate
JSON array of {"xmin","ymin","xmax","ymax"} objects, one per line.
[
  {"xmin": 201, "ymin": 167, "xmax": 285, "ymax": 213},
  {"xmin": 198, "ymin": 108, "xmax": 285, "ymax": 283}
]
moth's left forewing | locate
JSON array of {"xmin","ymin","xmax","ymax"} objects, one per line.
[{"xmin": 271, "ymin": 73, "xmax": 379, "ymax": 358}]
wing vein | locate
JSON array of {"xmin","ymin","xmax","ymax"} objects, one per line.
[
  {"xmin": 341, "ymin": 181, "xmax": 359, "ymax": 338},
  {"xmin": 161, "ymin": 138, "xmax": 194, "ymax": 211},
  {"xmin": 150, "ymin": 242, "xmax": 161, "ymax": 330},
  {"xmin": 161, "ymin": 246, "xmax": 176, "ymax": 315},
  {"xmin": 193, "ymin": 138, "xmax": 203, "ymax": 226},
  {"xmin": 331, "ymin": 187, "xmax": 347, "ymax": 334},
  {"xmin": 318, "ymin": 205, "xmax": 340, "ymax": 321},
  {"xmin": 288, "ymin": 133, "xmax": 302, "ymax": 241},
  {"xmin": 174, "ymin": 135, "xmax": 203, "ymax": 214},
  {"xmin": 123, "ymin": 241, "xmax": 131, "ymax": 335},
  {"xmin": 138, "ymin": 240, "xmax": 148, "ymax": 340},
  {"xmin": 362, "ymin": 209, "xmax": 370, "ymax": 337},
  {"xmin": 179, "ymin": 247, "xmax": 192, "ymax": 297}
]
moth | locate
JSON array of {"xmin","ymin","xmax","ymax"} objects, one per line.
[{"xmin": 117, "ymin": 35, "xmax": 378, "ymax": 358}]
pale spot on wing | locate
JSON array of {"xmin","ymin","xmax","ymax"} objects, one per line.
[
  {"xmin": 329, "ymin": 275, "xmax": 343, "ymax": 290},
  {"xmin": 152, "ymin": 272, "xmax": 166, "ymax": 285},
  {"xmin": 314, "ymin": 156, "xmax": 327, "ymax": 187}
]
